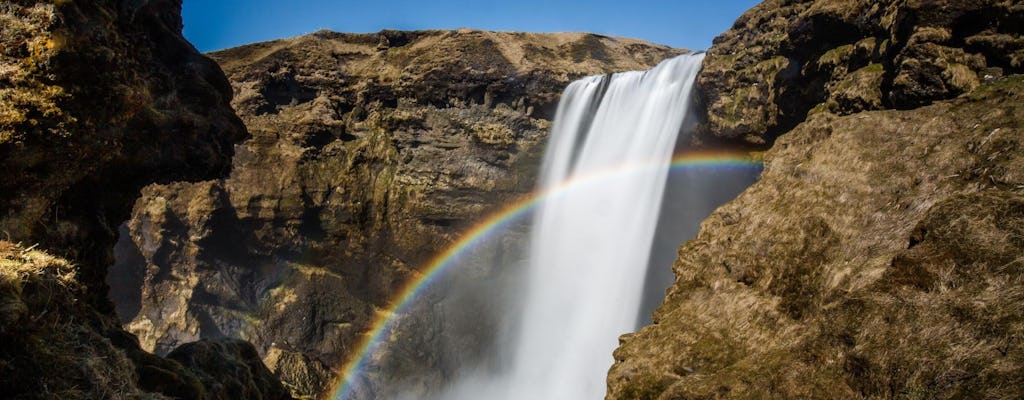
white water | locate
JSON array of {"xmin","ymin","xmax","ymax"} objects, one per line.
[{"xmin": 446, "ymin": 53, "xmax": 706, "ymax": 399}]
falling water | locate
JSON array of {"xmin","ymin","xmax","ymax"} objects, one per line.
[
  {"xmin": 508, "ymin": 52, "xmax": 704, "ymax": 399},
  {"xmin": 441, "ymin": 52, "xmax": 707, "ymax": 399}
]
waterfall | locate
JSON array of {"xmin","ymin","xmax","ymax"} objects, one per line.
[{"xmin": 444, "ymin": 52, "xmax": 706, "ymax": 399}]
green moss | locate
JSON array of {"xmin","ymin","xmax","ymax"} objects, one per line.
[
  {"xmin": 827, "ymin": 63, "xmax": 885, "ymax": 113},
  {"xmin": 965, "ymin": 75, "xmax": 1024, "ymax": 101},
  {"xmin": 691, "ymin": 330, "xmax": 747, "ymax": 370},
  {"xmin": 807, "ymin": 102, "xmax": 830, "ymax": 116},
  {"xmin": 615, "ymin": 373, "xmax": 673, "ymax": 400},
  {"xmin": 818, "ymin": 44, "xmax": 854, "ymax": 67}
]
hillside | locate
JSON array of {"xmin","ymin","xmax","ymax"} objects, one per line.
[
  {"xmin": 609, "ymin": 1, "xmax": 1024, "ymax": 398},
  {"xmin": 5, "ymin": 0, "xmax": 1022, "ymax": 398}
]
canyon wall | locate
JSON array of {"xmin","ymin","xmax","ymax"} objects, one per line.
[{"xmin": 110, "ymin": 29, "xmax": 683, "ymax": 398}]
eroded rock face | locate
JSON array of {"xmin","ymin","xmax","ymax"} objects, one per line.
[
  {"xmin": 607, "ymin": 75, "xmax": 1024, "ymax": 399},
  {"xmin": 697, "ymin": 0, "xmax": 1024, "ymax": 145},
  {"xmin": 111, "ymin": 30, "xmax": 683, "ymax": 398},
  {"xmin": 0, "ymin": 0, "xmax": 246, "ymax": 307}
]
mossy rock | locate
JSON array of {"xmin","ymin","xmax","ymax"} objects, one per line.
[{"xmin": 609, "ymin": 74, "xmax": 1024, "ymax": 399}]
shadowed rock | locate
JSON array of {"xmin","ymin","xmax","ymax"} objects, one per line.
[
  {"xmin": 0, "ymin": 0, "xmax": 246, "ymax": 308},
  {"xmin": 0, "ymin": 0, "xmax": 289, "ymax": 398},
  {"xmin": 0, "ymin": 241, "xmax": 292, "ymax": 400}
]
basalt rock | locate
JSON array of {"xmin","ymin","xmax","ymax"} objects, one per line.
[
  {"xmin": 110, "ymin": 30, "xmax": 683, "ymax": 398},
  {"xmin": 696, "ymin": 0, "xmax": 1024, "ymax": 146},
  {"xmin": 607, "ymin": 75, "xmax": 1024, "ymax": 399}
]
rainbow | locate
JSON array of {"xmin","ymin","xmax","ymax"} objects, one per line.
[{"xmin": 328, "ymin": 150, "xmax": 763, "ymax": 399}]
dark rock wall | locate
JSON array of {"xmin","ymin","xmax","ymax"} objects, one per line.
[
  {"xmin": 110, "ymin": 29, "xmax": 684, "ymax": 398},
  {"xmin": 0, "ymin": 0, "xmax": 246, "ymax": 307},
  {"xmin": 0, "ymin": 1, "xmax": 287, "ymax": 398},
  {"xmin": 0, "ymin": 241, "xmax": 292, "ymax": 400}
]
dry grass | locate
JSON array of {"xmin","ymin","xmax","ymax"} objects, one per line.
[
  {"xmin": 0, "ymin": 3, "xmax": 72, "ymax": 144},
  {"xmin": 0, "ymin": 241, "xmax": 168, "ymax": 400}
]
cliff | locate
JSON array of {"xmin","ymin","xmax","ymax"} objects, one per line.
[
  {"xmin": 0, "ymin": 0, "xmax": 245, "ymax": 307},
  {"xmin": 109, "ymin": 29, "xmax": 683, "ymax": 398},
  {"xmin": 0, "ymin": 0, "xmax": 286, "ymax": 398},
  {"xmin": 0, "ymin": 241, "xmax": 291, "ymax": 399},
  {"xmin": 695, "ymin": 0, "xmax": 1023, "ymax": 146},
  {"xmin": 609, "ymin": 0, "xmax": 1024, "ymax": 398}
]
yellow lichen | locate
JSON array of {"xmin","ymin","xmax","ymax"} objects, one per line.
[{"xmin": 472, "ymin": 123, "xmax": 515, "ymax": 145}]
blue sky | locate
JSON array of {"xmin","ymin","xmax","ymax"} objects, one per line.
[{"xmin": 182, "ymin": 0, "xmax": 761, "ymax": 52}]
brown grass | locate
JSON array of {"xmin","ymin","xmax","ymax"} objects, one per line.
[{"xmin": 0, "ymin": 241, "xmax": 169, "ymax": 399}]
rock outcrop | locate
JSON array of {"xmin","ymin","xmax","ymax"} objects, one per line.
[
  {"xmin": 608, "ymin": 0, "xmax": 1024, "ymax": 398},
  {"xmin": 696, "ymin": 0, "xmax": 1024, "ymax": 145},
  {"xmin": 610, "ymin": 76, "xmax": 1024, "ymax": 399},
  {"xmin": 1, "ymin": 1, "xmax": 287, "ymax": 398},
  {"xmin": 0, "ymin": 241, "xmax": 291, "ymax": 400},
  {"xmin": 110, "ymin": 29, "xmax": 683, "ymax": 398},
  {"xmin": 0, "ymin": 0, "xmax": 245, "ymax": 307}
]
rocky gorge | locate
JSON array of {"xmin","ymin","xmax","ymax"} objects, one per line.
[
  {"xmin": 2, "ymin": 0, "xmax": 1023, "ymax": 399},
  {"xmin": 108, "ymin": 29, "xmax": 682, "ymax": 398}
]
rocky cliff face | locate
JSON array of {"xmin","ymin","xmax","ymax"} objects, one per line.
[
  {"xmin": 110, "ymin": 29, "xmax": 683, "ymax": 398},
  {"xmin": 0, "ymin": 1, "xmax": 287, "ymax": 398},
  {"xmin": 0, "ymin": 0, "xmax": 245, "ymax": 307},
  {"xmin": 695, "ymin": 0, "xmax": 1023, "ymax": 145},
  {"xmin": 609, "ymin": 0, "xmax": 1024, "ymax": 398}
]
